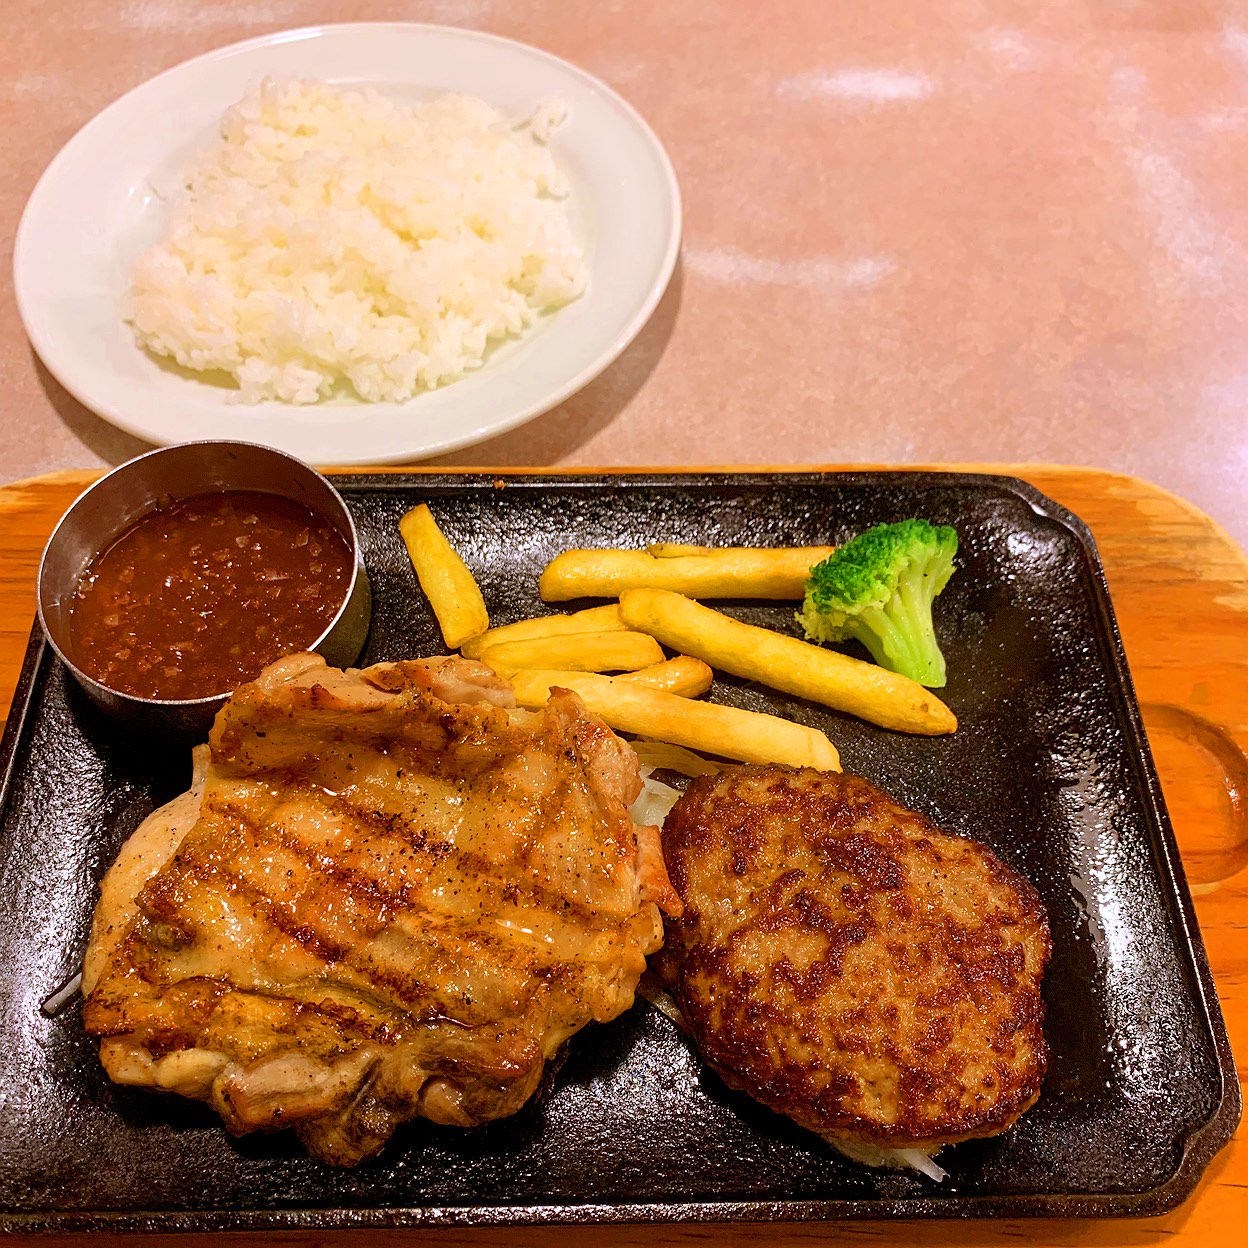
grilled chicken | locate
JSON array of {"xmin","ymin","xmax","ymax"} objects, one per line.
[
  {"xmin": 82, "ymin": 653, "xmax": 679, "ymax": 1166},
  {"xmin": 655, "ymin": 765, "xmax": 1050, "ymax": 1169}
]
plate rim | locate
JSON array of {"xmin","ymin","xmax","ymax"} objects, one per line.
[
  {"xmin": 0, "ymin": 470, "xmax": 1238, "ymax": 1232},
  {"xmin": 12, "ymin": 21, "xmax": 683, "ymax": 465}
]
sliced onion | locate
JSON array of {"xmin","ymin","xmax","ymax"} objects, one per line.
[
  {"xmin": 41, "ymin": 970, "xmax": 83, "ymax": 1017},
  {"xmin": 826, "ymin": 1135, "xmax": 949, "ymax": 1182},
  {"xmin": 637, "ymin": 978, "xmax": 686, "ymax": 1027},
  {"xmin": 629, "ymin": 775, "xmax": 682, "ymax": 827},
  {"xmin": 632, "ymin": 740, "xmax": 722, "ymax": 777},
  {"xmin": 894, "ymin": 1148, "xmax": 948, "ymax": 1182}
]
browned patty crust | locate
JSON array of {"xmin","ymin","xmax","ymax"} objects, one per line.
[{"xmin": 656, "ymin": 766, "xmax": 1051, "ymax": 1149}]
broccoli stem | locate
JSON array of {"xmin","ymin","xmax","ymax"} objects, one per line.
[{"xmin": 841, "ymin": 564, "xmax": 948, "ymax": 687}]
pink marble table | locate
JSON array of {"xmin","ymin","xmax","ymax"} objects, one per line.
[{"xmin": 3, "ymin": 0, "xmax": 1247, "ymax": 547}]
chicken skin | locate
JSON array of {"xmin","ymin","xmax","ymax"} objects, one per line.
[{"xmin": 83, "ymin": 653, "xmax": 679, "ymax": 1166}]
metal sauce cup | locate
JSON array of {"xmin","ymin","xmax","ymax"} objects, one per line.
[{"xmin": 37, "ymin": 440, "xmax": 372, "ymax": 740}]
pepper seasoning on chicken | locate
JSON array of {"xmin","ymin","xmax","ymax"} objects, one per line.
[{"xmin": 82, "ymin": 653, "xmax": 680, "ymax": 1166}]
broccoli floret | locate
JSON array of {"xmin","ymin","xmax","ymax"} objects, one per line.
[{"xmin": 797, "ymin": 519, "xmax": 958, "ymax": 687}]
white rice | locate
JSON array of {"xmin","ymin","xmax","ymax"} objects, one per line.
[{"xmin": 128, "ymin": 79, "xmax": 587, "ymax": 404}]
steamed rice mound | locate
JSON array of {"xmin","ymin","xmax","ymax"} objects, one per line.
[{"xmin": 129, "ymin": 79, "xmax": 587, "ymax": 404}]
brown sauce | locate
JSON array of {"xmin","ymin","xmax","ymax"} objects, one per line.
[{"xmin": 68, "ymin": 491, "xmax": 353, "ymax": 701}]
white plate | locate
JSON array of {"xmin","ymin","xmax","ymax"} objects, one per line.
[{"xmin": 13, "ymin": 23, "xmax": 681, "ymax": 464}]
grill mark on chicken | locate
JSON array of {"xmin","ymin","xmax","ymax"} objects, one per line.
[
  {"xmin": 131, "ymin": 817, "xmax": 620, "ymax": 1022},
  {"xmin": 83, "ymin": 654, "xmax": 676, "ymax": 1165},
  {"xmin": 168, "ymin": 783, "xmax": 628, "ymax": 933}
]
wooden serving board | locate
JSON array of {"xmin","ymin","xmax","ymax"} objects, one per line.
[{"xmin": 1, "ymin": 464, "xmax": 1244, "ymax": 1248}]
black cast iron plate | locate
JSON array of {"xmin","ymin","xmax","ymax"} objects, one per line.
[{"xmin": 0, "ymin": 472, "xmax": 1238, "ymax": 1233}]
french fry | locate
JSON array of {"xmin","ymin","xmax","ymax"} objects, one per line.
[
  {"xmin": 398, "ymin": 504, "xmax": 490, "ymax": 650},
  {"xmin": 618, "ymin": 588, "xmax": 957, "ymax": 736},
  {"xmin": 507, "ymin": 671, "xmax": 841, "ymax": 771},
  {"xmin": 478, "ymin": 630, "xmax": 663, "ymax": 676},
  {"xmin": 617, "ymin": 656, "xmax": 714, "ymax": 697},
  {"xmin": 646, "ymin": 543, "xmax": 715, "ymax": 557},
  {"xmin": 499, "ymin": 657, "xmax": 710, "ymax": 700},
  {"xmin": 538, "ymin": 546, "xmax": 836, "ymax": 601},
  {"xmin": 461, "ymin": 604, "xmax": 626, "ymax": 659}
]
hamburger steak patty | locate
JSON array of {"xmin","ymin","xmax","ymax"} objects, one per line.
[{"xmin": 656, "ymin": 766, "xmax": 1051, "ymax": 1153}]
